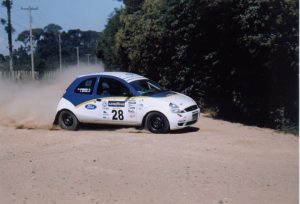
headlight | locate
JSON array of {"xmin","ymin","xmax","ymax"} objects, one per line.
[{"xmin": 169, "ymin": 103, "xmax": 184, "ymax": 113}]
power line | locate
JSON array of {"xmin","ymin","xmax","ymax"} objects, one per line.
[
  {"xmin": 14, "ymin": 0, "xmax": 54, "ymax": 28},
  {"xmin": 0, "ymin": 9, "xmax": 29, "ymax": 31},
  {"xmin": 10, "ymin": 2, "xmax": 30, "ymax": 28},
  {"xmin": 36, "ymin": 10, "xmax": 53, "ymax": 25}
]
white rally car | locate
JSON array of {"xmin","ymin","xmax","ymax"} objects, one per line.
[{"xmin": 54, "ymin": 72, "xmax": 200, "ymax": 133}]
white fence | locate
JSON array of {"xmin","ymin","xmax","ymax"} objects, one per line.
[{"xmin": 0, "ymin": 70, "xmax": 56, "ymax": 80}]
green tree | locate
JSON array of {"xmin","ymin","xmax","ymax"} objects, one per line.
[
  {"xmin": 234, "ymin": 0, "xmax": 299, "ymax": 129},
  {"xmin": 44, "ymin": 23, "xmax": 62, "ymax": 34},
  {"xmin": 98, "ymin": 0, "xmax": 299, "ymax": 131},
  {"xmin": 123, "ymin": 0, "xmax": 145, "ymax": 13},
  {"xmin": 97, "ymin": 9, "xmax": 123, "ymax": 70},
  {"xmin": 16, "ymin": 24, "xmax": 100, "ymax": 70}
]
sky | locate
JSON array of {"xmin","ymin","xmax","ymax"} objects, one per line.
[{"xmin": 0, "ymin": 0, "xmax": 123, "ymax": 55}]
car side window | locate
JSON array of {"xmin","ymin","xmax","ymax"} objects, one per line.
[
  {"xmin": 97, "ymin": 77, "xmax": 129, "ymax": 96},
  {"xmin": 74, "ymin": 77, "xmax": 96, "ymax": 95}
]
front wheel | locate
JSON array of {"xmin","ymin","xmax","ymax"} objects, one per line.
[
  {"xmin": 58, "ymin": 110, "xmax": 79, "ymax": 131},
  {"xmin": 145, "ymin": 112, "xmax": 170, "ymax": 134}
]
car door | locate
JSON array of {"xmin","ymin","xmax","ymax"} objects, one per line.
[{"xmin": 95, "ymin": 77, "xmax": 138, "ymax": 125}]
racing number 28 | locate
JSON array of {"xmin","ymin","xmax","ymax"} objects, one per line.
[{"xmin": 112, "ymin": 110, "xmax": 124, "ymax": 120}]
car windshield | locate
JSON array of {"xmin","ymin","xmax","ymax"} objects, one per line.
[{"xmin": 130, "ymin": 79, "xmax": 166, "ymax": 96}]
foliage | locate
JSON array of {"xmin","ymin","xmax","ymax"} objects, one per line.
[
  {"xmin": 123, "ymin": 0, "xmax": 145, "ymax": 12},
  {"xmin": 1, "ymin": 0, "xmax": 14, "ymax": 62},
  {"xmin": 97, "ymin": 0, "xmax": 299, "ymax": 132},
  {"xmin": 13, "ymin": 24, "xmax": 100, "ymax": 71},
  {"xmin": 1, "ymin": 0, "xmax": 13, "ymax": 33},
  {"xmin": 96, "ymin": 9, "xmax": 123, "ymax": 70}
]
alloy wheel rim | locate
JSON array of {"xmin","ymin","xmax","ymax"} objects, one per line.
[
  {"xmin": 62, "ymin": 113, "xmax": 73, "ymax": 126},
  {"xmin": 151, "ymin": 115, "xmax": 164, "ymax": 130}
]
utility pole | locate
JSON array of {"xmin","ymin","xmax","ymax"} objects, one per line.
[
  {"xmin": 76, "ymin": 46, "xmax": 79, "ymax": 68},
  {"xmin": 85, "ymin": 54, "xmax": 91, "ymax": 66},
  {"xmin": 21, "ymin": 6, "xmax": 38, "ymax": 80},
  {"xmin": 58, "ymin": 33, "xmax": 62, "ymax": 71},
  {"xmin": 95, "ymin": 56, "xmax": 98, "ymax": 65}
]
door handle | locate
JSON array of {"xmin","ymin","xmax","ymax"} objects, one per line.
[{"xmin": 96, "ymin": 98, "xmax": 102, "ymax": 102}]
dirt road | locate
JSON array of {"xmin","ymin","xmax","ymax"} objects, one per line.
[{"xmin": 0, "ymin": 115, "xmax": 298, "ymax": 204}]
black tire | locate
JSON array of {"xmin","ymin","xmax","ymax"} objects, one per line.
[
  {"xmin": 58, "ymin": 110, "xmax": 79, "ymax": 131},
  {"xmin": 145, "ymin": 112, "xmax": 170, "ymax": 134}
]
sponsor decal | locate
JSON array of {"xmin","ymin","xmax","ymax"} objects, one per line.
[
  {"xmin": 128, "ymin": 101, "xmax": 136, "ymax": 114},
  {"xmin": 102, "ymin": 110, "xmax": 109, "ymax": 119},
  {"xmin": 128, "ymin": 101, "xmax": 136, "ymax": 105},
  {"xmin": 128, "ymin": 109, "xmax": 135, "ymax": 113},
  {"xmin": 102, "ymin": 101, "xmax": 108, "ymax": 107},
  {"xmin": 108, "ymin": 101, "xmax": 125, "ymax": 107},
  {"xmin": 85, "ymin": 104, "xmax": 97, "ymax": 110},
  {"xmin": 77, "ymin": 88, "xmax": 91, "ymax": 93}
]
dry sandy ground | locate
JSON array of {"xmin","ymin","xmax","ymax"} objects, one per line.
[{"xmin": 0, "ymin": 116, "xmax": 298, "ymax": 204}]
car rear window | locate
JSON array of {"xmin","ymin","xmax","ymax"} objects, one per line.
[{"xmin": 74, "ymin": 77, "xmax": 96, "ymax": 94}]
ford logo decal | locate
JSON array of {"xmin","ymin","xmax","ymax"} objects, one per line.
[{"xmin": 85, "ymin": 104, "xmax": 97, "ymax": 110}]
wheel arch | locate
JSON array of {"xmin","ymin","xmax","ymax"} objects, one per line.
[
  {"xmin": 53, "ymin": 109, "xmax": 77, "ymax": 125},
  {"xmin": 141, "ymin": 110, "xmax": 169, "ymax": 129}
]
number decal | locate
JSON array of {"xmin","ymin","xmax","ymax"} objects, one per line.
[
  {"xmin": 112, "ymin": 110, "xmax": 124, "ymax": 120},
  {"xmin": 118, "ymin": 110, "xmax": 124, "ymax": 120},
  {"xmin": 112, "ymin": 110, "xmax": 118, "ymax": 120}
]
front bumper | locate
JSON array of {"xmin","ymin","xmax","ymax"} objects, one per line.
[{"xmin": 168, "ymin": 108, "xmax": 200, "ymax": 130}]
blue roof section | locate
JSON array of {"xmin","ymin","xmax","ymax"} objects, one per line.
[
  {"xmin": 79, "ymin": 72, "xmax": 147, "ymax": 83},
  {"xmin": 63, "ymin": 75, "xmax": 99, "ymax": 106}
]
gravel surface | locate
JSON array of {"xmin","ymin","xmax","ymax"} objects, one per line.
[{"xmin": 0, "ymin": 116, "xmax": 298, "ymax": 204}]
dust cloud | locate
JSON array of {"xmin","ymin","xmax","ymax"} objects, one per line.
[{"xmin": 0, "ymin": 65, "xmax": 104, "ymax": 130}]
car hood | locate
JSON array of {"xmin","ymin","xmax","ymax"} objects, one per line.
[{"xmin": 150, "ymin": 91, "xmax": 197, "ymax": 109}]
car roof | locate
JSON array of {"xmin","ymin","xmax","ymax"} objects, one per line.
[{"xmin": 79, "ymin": 72, "xmax": 148, "ymax": 83}]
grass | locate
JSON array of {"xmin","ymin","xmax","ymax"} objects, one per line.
[{"xmin": 279, "ymin": 124, "xmax": 299, "ymax": 136}]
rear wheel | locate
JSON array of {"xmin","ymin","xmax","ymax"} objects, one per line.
[
  {"xmin": 145, "ymin": 112, "xmax": 170, "ymax": 134},
  {"xmin": 58, "ymin": 110, "xmax": 79, "ymax": 131}
]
